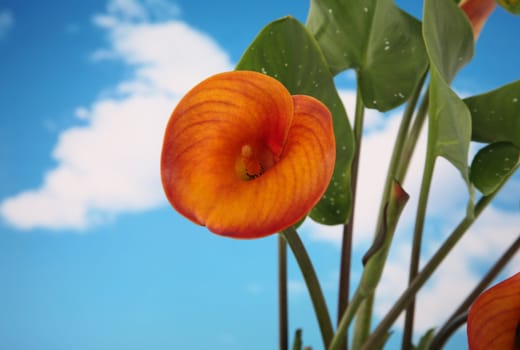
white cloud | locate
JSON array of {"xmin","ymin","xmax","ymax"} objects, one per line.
[
  {"xmin": 74, "ymin": 106, "xmax": 89, "ymax": 120},
  {"xmin": 288, "ymin": 279, "xmax": 307, "ymax": 297},
  {"xmin": 303, "ymin": 91, "xmax": 519, "ymax": 334},
  {"xmin": 105, "ymin": 0, "xmax": 180, "ymax": 22},
  {"xmin": 107, "ymin": 0, "xmax": 148, "ymax": 20},
  {"xmin": 310, "ymin": 88, "xmax": 501, "ymax": 244},
  {"xmin": 0, "ymin": 9, "xmax": 14, "ymax": 40},
  {"xmin": 303, "ymin": 92, "xmax": 402, "ymax": 246},
  {"xmin": 0, "ymin": 0, "xmax": 232, "ymax": 230},
  {"xmin": 339, "ymin": 90, "xmax": 385, "ymax": 131},
  {"xmin": 304, "ymin": 101, "xmax": 409, "ymax": 245},
  {"xmin": 493, "ymin": 174, "xmax": 520, "ymax": 209},
  {"xmin": 91, "ymin": 15, "xmax": 230, "ymax": 96},
  {"xmin": 304, "ymin": 218, "xmax": 343, "ymax": 246},
  {"xmin": 375, "ymin": 206, "xmax": 520, "ymax": 333}
]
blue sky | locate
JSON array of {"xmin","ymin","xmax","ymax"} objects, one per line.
[{"xmin": 0, "ymin": 1, "xmax": 519, "ymax": 349}]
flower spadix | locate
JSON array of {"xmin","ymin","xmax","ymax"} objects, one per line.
[
  {"xmin": 467, "ymin": 272, "xmax": 520, "ymax": 350},
  {"xmin": 161, "ymin": 71, "xmax": 336, "ymax": 239}
]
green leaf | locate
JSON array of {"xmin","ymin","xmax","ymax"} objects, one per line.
[
  {"xmin": 464, "ymin": 80, "xmax": 520, "ymax": 148},
  {"xmin": 428, "ymin": 67, "xmax": 473, "ymax": 182},
  {"xmin": 414, "ymin": 328, "xmax": 436, "ymax": 350},
  {"xmin": 423, "ymin": 0, "xmax": 474, "ymax": 82},
  {"xmin": 423, "ymin": 0, "xmax": 475, "ymax": 212},
  {"xmin": 470, "ymin": 142, "xmax": 520, "ymax": 195},
  {"xmin": 496, "ymin": 0, "xmax": 520, "ymax": 15},
  {"xmin": 236, "ymin": 17, "xmax": 354, "ymax": 225},
  {"xmin": 306, "ymin": 0, "xmax": 428, "ymax": 111}
]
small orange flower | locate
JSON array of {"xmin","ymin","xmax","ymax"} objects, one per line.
[
  {"xmin": 161, "ymin": 71, "xmax": 336, "ymax": 239},
  {"xmin": 467, "ymin": 272, "xmax": 520, "ymax": 350},
  {"xmin": 460, "ymin": 0, "xmax": 496, "ymax": 39}
]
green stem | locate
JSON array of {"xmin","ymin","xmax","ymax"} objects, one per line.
[
  {"xmin": 291, "ymin": 329, "xmax": 303, "ymax": 350},
  {"xmin": 337, "ymin": 86, "xmax": 365, "ymax": 349},
  {"xmin": 430, "ymin": 312, "xmax": 469, "ymax": 350},
  {"xmin": 281, "ymin": 227, "xmax": 334, "ymax": 349},
  {"xmin": 351, "ymin": 72, "xmax": 427, "ymax": 350},
  {"xmin": 402, "ymin": 143, "xmax": 436, "ymax": 350},
  {"xmin": 331, "ymin": 183, "xmax": 410, "ymax": 350},
  {"xmin": 396, "ymin": 91, "xmax": 430, "ymax": 182},
  {"xmin": 381, "ymin": 73, "xmax": 428, "ymax": 208},
  {"xmin": 337, "ymin": 224, "xmax": 353, "ymax": 350},
  {"xmin": 351, "ymin": 293, "xmax": 374, "ymax": 350},
  {"xmin": 279, "ymin": 235, "xmax": 288, "ymax": 350},
  {"xmin": 330, "ymin": 289, "xmax": 366, "ymax": 350},
  {"xmin": 430, "ymin": 234, "xmax": 520, "ymax": 350},
  {"xmin": 447, "ymin": 235, "xmax": 520, "ymax": 322},
  {"xmin": 360, "ymin": 180, "xmax": 510, "ymax": 350}
]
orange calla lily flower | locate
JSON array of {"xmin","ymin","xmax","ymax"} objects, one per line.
[
  {"xmin": 161, "ymin": 71, "xmax": 336, "ymax": 239},
  {"xmin": 467, "ymin": 272, "xmax": 520, "ymax": 350},
  {"xmin": 460, "ymin": 0, "xmax": 496, "ymax": 39}
]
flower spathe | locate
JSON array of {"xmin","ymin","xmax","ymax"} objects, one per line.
[
  {"xmin": 161, "ymin": 71, "xmax": 336, "ymax": 239},
  {"xmin": 467, "ymin": 272, "xmax": 520, "ymax": 350},
  {"xmin": 459, "ymin": 0, "xmax": 497, "ymax": 39}
]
